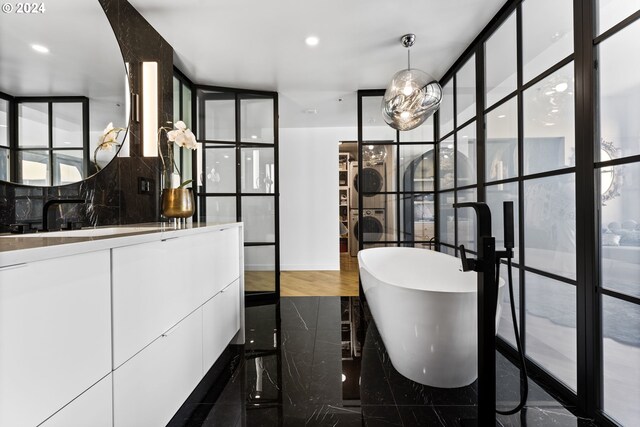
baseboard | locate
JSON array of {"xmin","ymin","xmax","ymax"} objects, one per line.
[{"xmin": 281, "ymin": 264, "xmax": 340, "ymax": 271}]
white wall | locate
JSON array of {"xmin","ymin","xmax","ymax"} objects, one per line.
[{"xmin": 279, "ymin": 126, "xmax": 356, "ymax": 270}]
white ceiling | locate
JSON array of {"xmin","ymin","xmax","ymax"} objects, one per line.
[{"xmin": 128, "ymin": 0, "xmax": 507, "ymax": 128}]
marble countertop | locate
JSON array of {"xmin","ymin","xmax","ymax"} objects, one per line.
[{"xmin": 0, "ymin": 222, "xmax": 242, "ymax": 268}]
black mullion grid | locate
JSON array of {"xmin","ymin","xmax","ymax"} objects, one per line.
[
  {"xmin": 476, "ymin": 43, "xmax": 486, "ymax": 205},
  {"xmin": 593, "ymin": 8, "xmax": 640, "ymax": 45},
  {"xmin": 595, "ymin": 154, "xmax": 640, "ymax": 168},
  {"xmin": 516, "ymin": 1, "xmax": 527, "ymax": 362},
  {"xmin": 235, "ymin": 93, "xmax": 241, "ymax": 225},
  {"xmin": 574, "ymin": 0, "xmax": 598, "ymax": 417},
  {"xmin": 599, "ymin": 287, "xmax": 640, "ymax": 306},
  {"xmin": 434, "ymin": 108, "xmax": 440, "ymax": 251},
  {"xmin": 395, "ymin": 133, "xmax": 401, "ymax": 245},
  {"xmin": 47, "ymin": 102, "xmax": 53, "ymax": 185},
  {"xmin": 452, "ymin": 74, "xmax": 458, "ymax": 257}
]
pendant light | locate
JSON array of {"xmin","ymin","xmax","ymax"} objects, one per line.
[{"xmin": 382, "ymin": 34, "xmax": 442, "ymax": 131}]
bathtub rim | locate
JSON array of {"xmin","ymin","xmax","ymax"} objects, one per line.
[{"xmin": 358, "ymin": 247, "xmax": 505, "ymax": 294}]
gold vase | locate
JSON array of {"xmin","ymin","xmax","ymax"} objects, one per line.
[{"xmin": 161, "ymin": 188, "xmax": 195, "ymax": 218}]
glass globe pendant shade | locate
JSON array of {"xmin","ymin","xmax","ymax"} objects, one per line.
[{"xmin": 382, "ymin": 68, "xmax": 442, "ymax": 131}]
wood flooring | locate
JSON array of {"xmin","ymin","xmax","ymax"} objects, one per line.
[
  {"xmin": 244, "ymin": 253, "xmax": 359, "ymax": 296},
  {"xmin": 280, "ymin": 253, "xmax": 359, "ymax": 297}
]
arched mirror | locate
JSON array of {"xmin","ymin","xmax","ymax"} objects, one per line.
[{"xmin": 0, "ymin": 0, "xmax": 129, "ymax": 187}]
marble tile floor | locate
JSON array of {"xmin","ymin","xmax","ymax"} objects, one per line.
[{"xmin": 175, "ymin": 297, "xmax": 598, "ymax": 426}]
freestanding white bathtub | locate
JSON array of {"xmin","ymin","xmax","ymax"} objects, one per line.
[{"xmin": 358, "ymin": 247, "xmax": 505, "ymax": 388}]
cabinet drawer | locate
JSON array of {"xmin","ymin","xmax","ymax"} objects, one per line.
[
  {"xmin": 113, "ymin": 309, "xmax": 203, "ymax": 427},
  {"xmin": 39, "ymin": 374, "xmax": 112, "ymax": 427},
  {"xmin": 204, "ymin": 227, "xmax": 240, "ymax": 299},
  {"xmin": 112, "ymin": 235, "xmax": 207, "ymax": 367},
  {"xmin": 203, "ymin": 280, "xmax": 241, "ymax": 370},
  {"xmin": 0, "ymin": 250, "xmax": 111, "ymax": 427}
]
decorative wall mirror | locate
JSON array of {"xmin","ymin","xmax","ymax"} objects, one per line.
[{"xmin": 0, "ymin": 0, "xmax": 129, "ymax": 187}]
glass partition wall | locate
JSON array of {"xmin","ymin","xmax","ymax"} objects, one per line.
[
  {"xmin": 195, "ymin": 86, "xmax": 279, "ymax": 300},
  {"xmin": 356, "ymin": 91, "xmax": 436, "ymax": 253},
  {"xmin": 432, "ymin": 1, "xmax": 640, "ymax": 426}
]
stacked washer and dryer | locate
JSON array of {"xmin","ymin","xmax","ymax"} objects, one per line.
[{"xmin": 348, "ymin": 148, "xmax": 388, "ymax": 256}]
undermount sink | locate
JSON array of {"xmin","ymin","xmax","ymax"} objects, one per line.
[{"xmin": 2, "ymin": 226, "xmax": 163, "ymax": 238}]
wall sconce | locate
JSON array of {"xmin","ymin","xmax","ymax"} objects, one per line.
[{"xmin": 142, "ymin": 61, "xmax": 158, "ymax": 157}]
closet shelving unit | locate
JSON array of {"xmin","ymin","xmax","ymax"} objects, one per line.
[{"xmin": 339, "ymin": 153, "xmax": 350, "ymax": 253}]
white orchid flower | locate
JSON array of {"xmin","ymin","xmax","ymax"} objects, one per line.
[{"xmin": 166, "ymin": 122, "xmax": 197, "ymax": 150}]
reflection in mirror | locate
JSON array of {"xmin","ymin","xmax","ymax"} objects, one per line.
[{"xmin": 0, "ymin": 0, "xmax": 129, "ymax": 186}]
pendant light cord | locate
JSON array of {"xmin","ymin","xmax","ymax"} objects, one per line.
[{"xmin": 407, "ymin": 48, "xmax": 411, "ymax": 70}]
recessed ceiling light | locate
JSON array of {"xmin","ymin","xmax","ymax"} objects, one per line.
[
  {"xmin": 63, "ymin": 141, "xmax": 71, "ymax": 145},
  {"xmin": 305, "ymin": 36, "xmax": 319, "ymax": 47},
  {"xmin": 303, "ymin": 108, "xmax": 318, "ymax": 114},
  {"xmin": 497, "ymin": 114, "xmax": 506, "ymax": 119},
  {"xmin": 223, "ymin": 155, "xmax": 229, "ymax": 159},
  {"xmin": 0, "ymin": 124, "xmax": 7, "ymax": 128},
  {"xmin": 447, "ymin": 144, "xmax": 453, "ymax": 149},
  {"xmin": 251, "ymin": 135, "xmax": 258, "ymax": 139},
  {"xmin": 342, "ymin": 374, "xmax": 346, "ymax": 382},
  {"xmin": 338, "ymin": 142, "xmax": 343, "ymax": 145},
  {"xmin": 31, "ymin": 44, "xmax": 49, "ymax": 54}
]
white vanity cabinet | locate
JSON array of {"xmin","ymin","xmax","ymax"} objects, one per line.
[
  {"xmin": 0, "ymin": 250, "xmax": 112, "ymax": 427},
  {"xmin": 113, "ymin": 310, "xmax": 203, "ymax": 427},
  {"xmin": 39, "ymin": 374, "xmax": 113, "ymax": 427},
  {"xmin": 204, "ymin": 279, "xmax": 241, "ymax": 368},
  {"xmin": 0, "ymin": 223, "xmax": 244, "ymax": 427},
  {"xmin": 111, "ymin": 227, "xmax": 241, "ymax": 368}
]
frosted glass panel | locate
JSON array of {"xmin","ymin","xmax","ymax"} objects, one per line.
[
  {"xmin": 399, "ymin": 115, "xmax": 434, "ymax": 142},
  {"xmin": 525, "ymin": 272, "xmax": 576, "ymax": 390},
  {"xmin": 52, "ymin": 103, "xmax": 83, "ymax": 148},
  {"xmin": 439, "ymin": 191, "xmax": 455, "ymax": 245},
  {"xmin": 522, "ymin": 0, "xmax": 573, "ymax": 82},
  {"xmin": 0, "ymin": 99, "xmax": 9, "ymax": 147},
  {"xmin": 598, "ymin": 20, "xmax": 640, "ymax": 158},
  {"xmin": 439, "ymin": 81, "xmax": 454, "ymax": 137},
  {"xmin": 240, "ymin": 97, "xmax": 274, "ymax": 143},
  {"xmin": 242, "ymin": 196, "xmax": 276, "ymax": 243},
  {"xmin": 602, "ymin": 296, "xmax": 640, "ymax": 426},
  {"xmin": 18, "ymin": 103, "xmax": 48, "ymax": 147},
  {"xmin": 456, "ymin": 121, "xmax": 476, "ymax": 187},
  {"xmin": 399, "ymin": 145, "xmax": 434, "ymax": 192},
  {"xmin": 524, "ymin": 173, "xmax": 576, "ymax": 280},
  {"xmin": 205, "ymin": 197, "xmax": 236, "ymax": 223},
  {"xmin": 439, "ymin": 137, "xmax": 454, "ymax": 190},
  {"xmin": 362, "ymin": 95, "xmax": 396, "ymax": 141},
  {"xmin": 205, "ymin": 147, "xmax": 236, "ymax": 193},
  {"xmin": 241, "ymin": 147, "xmax": 275, "ymax": 194},
  {"xmin": 600, "ymin": 162, "xmax": 640, "ymax": 298},
  {"xmin": 486, "ymin": 97, "xmax": 518, "ymax": 182},
  {"xmin": 485, "ymin": 12, "xmax": 517, "ymax": 107},
  {"xmin": 523, "ymin": 63, "xmax": 575, "ymax": 175},
  {"xmin": 456, "ymin": 55, "xmax": 476, "ymax": 125},
  {"xmin": 598, "ymin": 0, "xmax": 640, "ymax": 35}
]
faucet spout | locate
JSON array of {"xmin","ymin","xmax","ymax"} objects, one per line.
[{"xmin": 42, "ymin": 198, "xmax": 85, "ymax": 232}]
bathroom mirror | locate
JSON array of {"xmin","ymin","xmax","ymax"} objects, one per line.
[{"xmin": 0, "ymin": 0, "xmax": 129, "ymax": 187}]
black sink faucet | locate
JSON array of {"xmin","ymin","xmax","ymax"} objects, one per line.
[{"xmin": 42, "ymin": 199, "xmax": 85, "ymax": 232}]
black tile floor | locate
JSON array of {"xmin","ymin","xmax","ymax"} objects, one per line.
[{"xmin": 177, "ymin": 297, "xmax": 598, "ymax": 426}]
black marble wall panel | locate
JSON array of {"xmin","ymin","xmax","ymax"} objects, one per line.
[{"xmin": 0, "ymin": 0, "xmax": 173, "ymax": 231}]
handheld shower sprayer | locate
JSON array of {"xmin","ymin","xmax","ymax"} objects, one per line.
[{"xmin": 453, "ymin": 201, "xmax": 527, "ymax": 424}]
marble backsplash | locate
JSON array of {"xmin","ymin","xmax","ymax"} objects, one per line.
[{"xmin": 0, "ymin": 0, "xmax": 173, "ymax": 232}]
